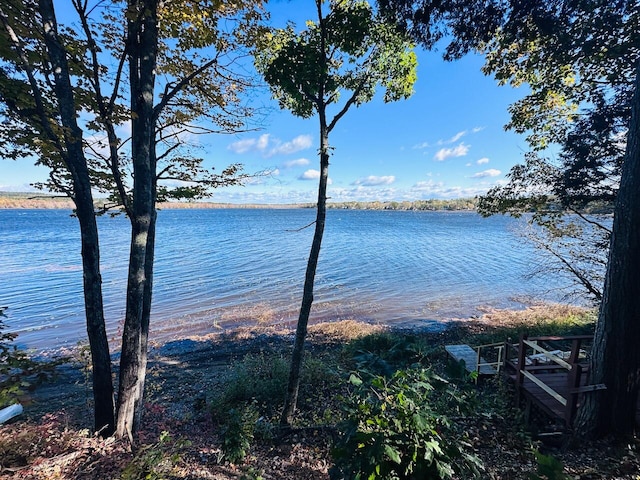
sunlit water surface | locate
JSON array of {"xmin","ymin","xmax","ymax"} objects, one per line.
[{"xmin": 0, "ymin": 208, "xmax": 583, "ymax": 351}]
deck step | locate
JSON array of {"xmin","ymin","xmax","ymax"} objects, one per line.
[{"xmin": 445, "ymin": 344, "xmax": 497, "ymax": 375}]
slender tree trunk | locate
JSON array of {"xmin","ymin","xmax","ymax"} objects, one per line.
[
  {"xmin": 575, "ymin": 60, "xmax": 640, "ymax": 438},
  {"xmin": 281, "ymin": 119, "xmax": 330, "ymax": 426},
  {"xmin": 38, "ymin": 0, "xmax": 115, "ymax": 436},
  {"xmin": 133, "ymin": 170, "xmax": 157, "ymax": 433},
  {"xmin": 116, "ymin": 0, "xmax": 158, "ymax": 439}
]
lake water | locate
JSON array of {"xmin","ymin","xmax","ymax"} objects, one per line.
[{"xmin": 0, "ymin": 208, "xmax": 581, "ymax": 351}]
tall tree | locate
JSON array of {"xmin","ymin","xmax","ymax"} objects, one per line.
[
  {"xmin": 378, "ymin": 0, "xmax": 640, "ymax": 436},
  {"xmin": 470, "ymin": 0, "xmax": 640, "ymax": 437},
  {"xmin": 114, "ymin": 0, "xmax": 160, "ymax": 439},
  {"xmin": 1, "ymin": 0, "xmax": 264, "ymax": 439},
  {"xmin": 0, "ymin": 0, "xmax": 115, "ymax": 435},
  {"xmin": 576, "ymin": 62, "xmax": 640, "ymax": 437},
  {"xmin": 255, "ymin": 0, "xmax": 416, "ymax": 426},
  {"xmin": 114, "ymin": 0, "xmax": 264, "ymax": 438}
]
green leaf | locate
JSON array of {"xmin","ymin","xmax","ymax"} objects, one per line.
[{"xmin": 383, "ymin": 444, "xmax": 402, "ymax": 464}]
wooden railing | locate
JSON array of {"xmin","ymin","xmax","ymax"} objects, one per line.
[
  {"xmin": 505, "ymin": 334, "xmax": 605, "ymax": 425},
  {"xmin": 474, "ymin": 342, "xmax": 505, "ymax": 376}
]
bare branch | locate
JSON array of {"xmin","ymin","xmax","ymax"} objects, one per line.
[
  {"xmin": 153, "ymin": 57, "xmax": 219, "ymax": 121},
  {"xmin": 567, "ymin": 206, "xmax": 613, "ymax": 234},
  {"xmin": 286, "ymin": 220, "xmax": 317, "ymax": 232},
  {"xmin": 73, "ymin": 0, "xmax": 131, "ymax": 216}
]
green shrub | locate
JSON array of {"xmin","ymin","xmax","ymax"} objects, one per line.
[
  {"xmin": 529, "ymin": 450, "xmax": 570, "ymax": 480},
  {"xmin": 121, "ymin": 431, "xmax": 191, "ymax": 480},
  {"xmin": 330, "ymin": 368, "xmax": 482, "ymax": 480},
  {"xmin": 211, "ymin": 351, "xmax": 341, "ymax": 422},
  {"xmin": 220, "ymin": 401, "xmax": 260, "ymax": 464},
  {"xmin": 0, "ymin": 309, "xmax": 63, "ymax": 408},
  {"xmin": 210, "ymin": 352, "xmax": 289, "ymax": 419},
  {"xmin": 341, "ymin": 332, "xmax": 433, "ymax": 376}
]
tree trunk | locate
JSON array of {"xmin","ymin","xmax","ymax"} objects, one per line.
[
  {"xmin": 38, "ymin": 0, "xmax": 115, "ymax": 436},
  {"xmin": 575, "ymin": 60, "xmax": 640, "ymax": 438},
  {"xmin": 281, "ymin": 120, "xmax": 330, "ymax": 426},
  {"xmin": 133, "ymin": 169, "xmax": 157, "ymax": 433},
  {"xmin": 116, "ymin": 0, "xmax": 158, "ymax": 440}
]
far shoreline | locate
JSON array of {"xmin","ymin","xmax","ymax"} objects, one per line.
[{"xmin": 0, "ymin": 192, "xmax": 477, "ymax": 211}]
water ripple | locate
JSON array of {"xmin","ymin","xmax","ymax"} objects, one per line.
[{"xmin": 0, "ymin": 208, "xmax": 583, "ymax": 350}]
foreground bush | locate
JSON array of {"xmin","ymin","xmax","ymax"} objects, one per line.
[
  {"xmin": 1, "ymin": 309, "xmax": 62, "ymax": 409},
  {"xmin": 330, "ymin": 368, "xmax": 482, "ymax": 480}
]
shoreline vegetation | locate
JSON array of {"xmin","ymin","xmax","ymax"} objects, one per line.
[
  {"xmin": 0, "ymin": 191, "xmax": 614, "ymax": 214},
  {"xmin": 0, "ymin": 191, "xmax": 477, "ymax": 211},
  {"xmin": 2, "ymin": 304, "xmax": 639, "ymax": 479}
]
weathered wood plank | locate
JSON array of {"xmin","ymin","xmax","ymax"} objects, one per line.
[{"xmin": 445, "ymin": 344, "xmax": 497, "ymax": 375}]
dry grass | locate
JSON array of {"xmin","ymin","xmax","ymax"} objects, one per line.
[
  {"xmin": 2, "ymin": 314, "xmax": 639, "ymax": 480},
  {"xmin": 473, "ymin": 303, "xmax": 593, "ymax": 327},
  {"xmin": 307, "ymin": 319, "xmax": 386, "ymax": 343}
]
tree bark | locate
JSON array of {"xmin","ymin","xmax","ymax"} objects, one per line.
[
  {"xmin": 134, "ymin": 167, "xmax": 157, "ymax": 433},
  {"xmin": 575, "ymin": 60, "xmax": 640, "ymax": 438},
  {"xmin": 281, "ymin": 116, "xmax": 330, "ymax": 426},
  {"xmin": 116, "ymin": 0, "xmax": 158, "ymax": 440},
  {"xmin": 38, "ymin": 0, "xmax": 115, "ymax": 436},
  {"xmin": 280, "ymin": 0, "xmax": 331, "ymax": 427}
]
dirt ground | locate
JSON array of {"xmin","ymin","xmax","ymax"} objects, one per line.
[{"xmin": 1, "ymin": 313, "xmax": 639, "ymax": 479}]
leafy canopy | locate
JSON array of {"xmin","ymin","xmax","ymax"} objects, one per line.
[
  {"xmin": 255, "ymin": 0, "xmax": 417, "ymax": 123},
  {"xmin": 0, "ymin": 0, "xmax": 265, "ymax": 206}
]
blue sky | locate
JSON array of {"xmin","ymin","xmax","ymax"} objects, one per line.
[{"xmin": 0, "ymin": 1, "xmax": 531, "ymax": 204}]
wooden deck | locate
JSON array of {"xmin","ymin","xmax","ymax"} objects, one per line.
[
  {"xmin": 504, "ymin": 335, "xmax": 603, "ymax": 427},
  {"xmin": 449, "ymin": 335, "xmax": 640, "ymax": 429},
  {"xmin": 517, "ymin": 371, "xmax": 586, "ymax": 421},
  {"xmin": 503, "ymin": 336, "xmax": 640, "ymax": 428}
]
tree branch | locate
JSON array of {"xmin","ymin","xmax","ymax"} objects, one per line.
[
  {"xmin": 328, "ymin": 81, "xmax": 366, "ymax": 133},
  {"xmin": 153, "ymin": 57, "xmax": 219, "ymax": 121},
  {"xmin": 73, "ymin": 0, "xmax": 131, "ymax": 216},
  {"xmin": 0, "ymin": 6, "xmax": 66, "ymax": 157},
  {"xmin": 567, "ymin": 206, "xmax": 613, "ymax": 234}
]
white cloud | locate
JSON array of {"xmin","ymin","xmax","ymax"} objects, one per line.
[
  {"xmin": 412, "ymin": 141, "xmax": 430, "ymax": 150},
  {"xmin": 298, "ymin": 169, "xmax": 332, "ymax": 184},
  {"xmin": 471, "ymin": 169, "xmax": 501, "ymax": 178},
  {"xmin": 472, "ymin": 126, "xmax": 485, "ymax": 133},
  {"xmin": 299, "ymin": 169, "xmax": 320, "ymax": 180},
  {"xmin": 477, "ymin": 157, "xmax": 490, "ymax": 165},
  {"xmin": 409, "ymin": 180, "xmax": 488, "ymax": 199},
  {"xmin": 282, "ymin": 158, "xmax": 311, "ymax": 168},
  {"xmin": 434, "ymin": 143, "xmax": 470, "ymax": 161},
  {"xmin": 228, "ymin": 138, "xmax": 258, "ymax": 154},
  {"xmin": 351, "ymin": 175, "xmax": 396, "ymax": 186},
  {"xmin": 465, "ymin": 163, "xmax": 472, "ymax": 167},
  {"xmin": 269, "ymin": 135, "xmax": 313, "ymax": 156},
  {"xmin": 207, "ymin": 176, "xmax": 496, "ymax": 204},
  {"xmin": 411, "ymin": 180, "xmax": 445, "ymax": 192},
  {"xmin": 436, "ymin": 130, "xmax": 468, "ymax": 146},
  {"xmin": 256, "ymin": 133, "xmax": 270, "ymax": 150},
  {"xmin": 228, "ymin": 134, "xmax": 313, "ymax": 156},
  {"xmin": 328, "ymin": 186, "xmax": 398, "ymax": 202},
  {"xmin": 446, "ymin": 131, "xmax": 467, "ymax": 143}
]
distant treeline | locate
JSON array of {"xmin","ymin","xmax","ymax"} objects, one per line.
[
  {"xmin": 0, "ymin": 192, "xmax": 75, "ymax": 209},
  {"xmin": 322, "ymin": 199, "xmax": 478, "ymax": 211},
  {"xmin": 0, "ymin": 192, "xmax": 478, "ymax": 211},
  {"xmin": 0, "ymin": 192, "xmax": 613, "ymax": 214}
]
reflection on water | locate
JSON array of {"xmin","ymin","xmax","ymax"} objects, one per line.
[{"xmin": 0, "ymin": 208, "xmax": 583, "ymax": 351}]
